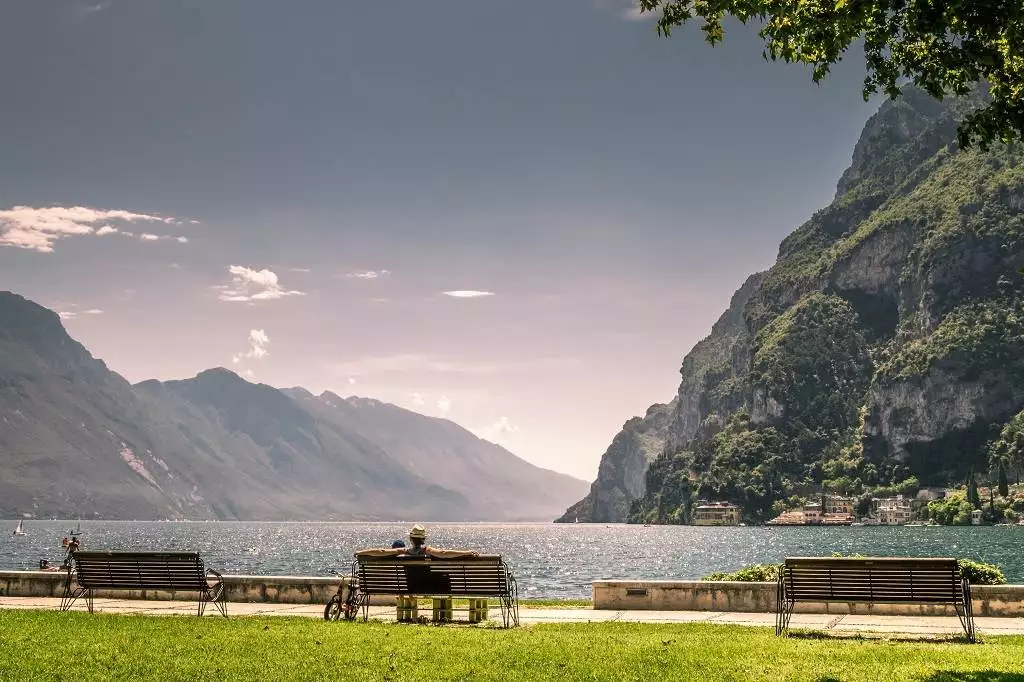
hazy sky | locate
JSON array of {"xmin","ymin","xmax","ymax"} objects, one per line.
[{"xmin": 0, "ymin": 0, "xmax": 877, "ymax": 481}]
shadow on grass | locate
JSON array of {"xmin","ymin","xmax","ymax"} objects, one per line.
[
  {"xmin": 916, "ymin": 672, "xmax": 1024, "ymax": 682},
  {"xmin": 815, "ymin": 673, "xmax": 1024, "ymax": 682},
  {"xmin": 786, "ymin": 630, "xmax": 975, "ymax": 645}
]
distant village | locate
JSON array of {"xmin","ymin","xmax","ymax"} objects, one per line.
[{"xmin": 692, "ymin": 486, "xmax": 1024, "ymax": 527}]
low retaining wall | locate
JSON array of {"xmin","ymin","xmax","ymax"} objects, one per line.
[
  {"xmin": 592, "ymin": 580, "xmax": 1024, "ymax": 617},
  {"xmin": 0, "ymin": 571, "xmax": 392, "ymax": 606}
]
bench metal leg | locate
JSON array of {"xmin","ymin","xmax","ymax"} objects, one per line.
[
  {"xmin": 60, "ymin": 586, "xmax": 88, "ymax": 612},
  {"xmin": 775, "ymin": 573, "xmax": 793, "ymax": 636},
  {"xmin": 500, "ymin": 573, "xmax": 519, "ymax": 628},
  {"xmin": 956, "ymin": 579, "xmax": 976, "ymax": 643},
  {"xmin": 199, "ymin": 590, "xmax": 228, "ymax": 617}
]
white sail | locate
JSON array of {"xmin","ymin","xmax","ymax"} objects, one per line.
[{"xmin": 13, "ymin": 519, "xmax": 25, "ymax": 536}]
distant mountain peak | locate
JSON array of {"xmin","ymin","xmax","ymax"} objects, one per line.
[
  {"xmin": 0, "ymin": 290, "xmax": 70, "ymax": 337},
  {"xmin": 194, "ymin": 367, "xmax": 242, "ymax": 381}
]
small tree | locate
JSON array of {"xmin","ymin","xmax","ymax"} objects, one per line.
[{"xmin": 998, "ymin": 459, "xmax": 1010, "ymax": 498}]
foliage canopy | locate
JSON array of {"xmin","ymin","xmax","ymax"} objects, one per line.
[{"xmin": 636, "ymin": 0, "xmax": 1024, "ymax": 148}]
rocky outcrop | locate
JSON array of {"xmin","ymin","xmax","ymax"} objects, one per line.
[{"xmin": 556, "ymin": 402, "xmax": 674, "ymax": 523}]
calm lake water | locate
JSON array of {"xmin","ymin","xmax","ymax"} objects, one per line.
[{"xmin": 4, "ymin": 521, "xmax": 1023, "ymax": 599}]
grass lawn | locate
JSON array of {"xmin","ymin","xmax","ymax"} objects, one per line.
[{"xmin": 1, "ymin": 610, "xmax": 1023, "ymax": 681}]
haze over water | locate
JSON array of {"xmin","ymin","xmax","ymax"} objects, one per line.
[{"xmin": 5, "ymin": 521, "xmax": 1023, "ymax": 599}]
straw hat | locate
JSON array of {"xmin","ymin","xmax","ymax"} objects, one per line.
[{"xmin": 408, "ymin": 524, "xmax": 427, "ymax": 540}]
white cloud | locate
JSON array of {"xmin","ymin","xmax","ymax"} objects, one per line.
[
  {"xmin": 443, "ymin": 290, "xmax": 494, "ymax": 298},
  {"xmin": 329, "ymin": 353, "xmax": 580, "ymax": 377},
  {"xmin": 345, "ymin": 269, "xmax": 390, "ymax": 280},
  {"xmin": 474, "ymin": 416, "xmax": 521, "ymax": 444},
  {"xmin": 347, "ymin": 377, "xmax": 357, "ymax": 385},
  {"xmin": 436, "ymin": 396, "xmax": 452, "ymax": 416},
  {"xmin": 232, "ymin": 329, "xmax": 270, "ymax": 364},
  {"xmin": 594, "ymin": 0, "xmax": 653, "ymax": 21},
  {"xmin": 217, "ymin": 265, "xmax": 305, "ymax": 303},
  {"xmin": 139, "ymin": 233, "xmax": 161, "ymax": 241},
  {"xmin": 0, "ymin": 205, "xmax": 178, "ymax": 253},
  {"xmin": 621, "ymin": 4, "xmax": 650, "ymax": 21},
  {"xmin": 290, "ymin": 267, "xmax": 312, "ymax": 273},
  {"xmin": 188, "ymin": 220, "xmax": 201, "ymax": 225},
  {"xmin": 409, "ymin": 392, "xmax": 426, "ymax": 406},
  {"xmin": 240, "ymin": 369, "xmax": 256, "ymax": 381},
  {"xmin": 57, "ymin": 308, "xmax": 103, "ymax": 320},
  {"xmin": 176, "ymin": 236, "xmax": 189, "ymax": 243}
]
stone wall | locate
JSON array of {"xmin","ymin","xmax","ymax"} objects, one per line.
[
  {"xmin": 0, "ymin": 571, "xmax": 392, "ymax": 606},
  {"xmin": 592, "ymin": 580, "xmax": 1024, "ymax": 617}
]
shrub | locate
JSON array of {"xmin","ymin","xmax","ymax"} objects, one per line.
[
  {"xmin": 958, "ymin": 559, "xmax": 1007, "ymax": 585},
  {"xmin": 701, "ymin": 558, "xmax": 1006, "ymax": 585},
  {"xmin": 702, "ymin": 563, "xmax": 780, "ymax": 582}
]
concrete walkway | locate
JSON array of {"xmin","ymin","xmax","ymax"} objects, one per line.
[{"xmin": 3, "ymin": 596, "xmax": 1024, "ymax": 638}]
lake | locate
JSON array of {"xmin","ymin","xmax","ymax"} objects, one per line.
[{"xmin": 4, "ymin": 521, "xmax": 1023, "ymax": 599}]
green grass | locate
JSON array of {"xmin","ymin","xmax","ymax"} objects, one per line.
[{"xmin": 2, "ymin": 611, "xmax": 1023, "ymax": 681}]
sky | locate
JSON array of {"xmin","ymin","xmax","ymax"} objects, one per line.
[{"xmin": 0, "ymin": 0, "xmax": 878, "ymax": 481}]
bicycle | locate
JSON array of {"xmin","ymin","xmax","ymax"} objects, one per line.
[{"xmin": 324, "ymin": 570, "xmax": 359, "ymax": 621}]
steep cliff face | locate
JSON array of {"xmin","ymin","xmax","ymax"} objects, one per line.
[
  {"xmin": 556, "ymin": 401, "xmax": 675, "ymax": 523},
  {"xmin": 573, "ymin": 87, "xmax": 1024, "ymax": 524}
]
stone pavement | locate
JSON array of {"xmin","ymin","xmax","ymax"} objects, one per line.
[{"xmin": 3, "ymin": 596, "xmax": 1024, "ymax": 638}]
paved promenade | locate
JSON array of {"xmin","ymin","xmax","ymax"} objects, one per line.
[{"xmin": 3, "ymin": 596, "xmax": 1024, "ymax": 637}]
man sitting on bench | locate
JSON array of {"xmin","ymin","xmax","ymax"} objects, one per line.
[{"xmin": 355, "ymin": 524, "xmax": 479, "ymax": 560}]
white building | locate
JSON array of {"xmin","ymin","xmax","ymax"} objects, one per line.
[{"xmin": 872, "ymin": 495, "xmax": 915, "ymax": 525}]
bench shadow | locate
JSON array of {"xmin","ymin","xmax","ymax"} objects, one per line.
[
  {"xmin": 915, "ymin": 673, "xmax": 1024, "ymax": 682},
  {"xmin": 785, "ymin": 631, "xmax": 974, "ymax": 645}
]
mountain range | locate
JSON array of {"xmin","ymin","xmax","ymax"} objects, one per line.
[
  {"xmin": 0, "ymin": 292, "xmax": 587, "ymax": 521},
  {"xmin": 560, "ymin": 87, "xmax": 1024, "ymax": 524}
]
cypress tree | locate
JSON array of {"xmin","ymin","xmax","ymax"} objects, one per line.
[
  {"xmin": 967, "ymin": 473, "xmax": 980, "ymax": 509},
  {"xmin": 998, "ymin": 459, "xmax": 1010, "ymax": 498}
]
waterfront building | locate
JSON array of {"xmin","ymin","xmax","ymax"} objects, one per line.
[
  {"xmin": 694, "ymin": 502, "xmax": 742, "ymax": 526},
  {"xmin": 872, "ymin": 495, "xmax": 915, "ymax": 525},
  {"xmin": 803, "ymin": 502, "xmax": 823, "ymax": 524},
  {"xmin": 823, "ymin": 495, "xmax": 855, "ymax": 516}
]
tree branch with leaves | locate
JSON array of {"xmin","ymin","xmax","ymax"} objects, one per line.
[{"xmin": 636, "ymin": 0, "xmax": 1024, "ymax": 148}]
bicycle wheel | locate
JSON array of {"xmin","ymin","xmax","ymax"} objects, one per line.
[
  {"xmin": 324, "ymin": 595, "xmax": 344, "ymax": 621},
  {"xmin": 343, "ymin": 599, "xmax": 358, "ymax": 621}
]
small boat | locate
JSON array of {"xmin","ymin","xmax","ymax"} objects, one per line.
[
  {"xmin": 70, "ymin": 519, "xmax": 81, "ymax": 536},
  {"xmin": 12, "ymin": 519, "xmax": 26, "ymax": 536}
]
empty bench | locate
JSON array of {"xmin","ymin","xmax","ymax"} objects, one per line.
[
  {"xmin": 355, "ymin": 554, "xmax": 519, "ymax": 627},
  {"xmin": 776, "ymin": 557, "xmax": 975, "ymax": 641},
  {"xmin": 62, "ymin": 550, "xmax": 227, "ymax": 617}
]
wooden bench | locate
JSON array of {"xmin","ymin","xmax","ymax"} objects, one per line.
[
  {"xmin": 61, "ymin": 550, "xmax": 227, "ymax": 617},
  {"xmin": 776, "ymin": 557, "xmax": 975, "ymax": 641},
  {"xmin": 354, "ymin": 554, "xmax": 519, "ymax": 627}
]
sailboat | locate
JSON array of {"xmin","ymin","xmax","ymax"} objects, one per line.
[
  {"xmin": 13, "ymin": 519, "xmax": 26, "ymax": 536},
  {"xmin": 70, "ymin": 518, "xmax": 81, "ymax": 536}
]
